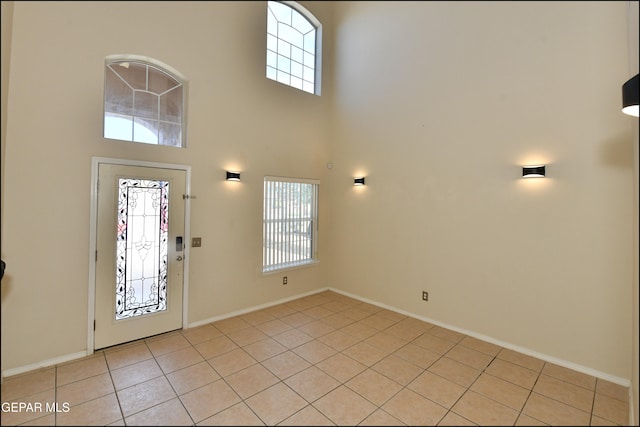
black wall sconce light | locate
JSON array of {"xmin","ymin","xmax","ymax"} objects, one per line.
[
  {"xmin": 226, "ymin": 171, "xmax": 241, "ymax": 181},
  {"xmin": 522, "ymin": 165, "xmax": 546, "ymax": 178},
  {"xmin": 353, "ymin": 177, "xmax": 365, "ymax": 186},
  {"xmin": 622, "ymin": 73, "xmax": 639, "ymax": 117}
]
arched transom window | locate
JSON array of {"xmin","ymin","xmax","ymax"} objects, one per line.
[
  {"xmin": 104, "ymin": 57, "xmax": 186, "ymax": 147},
  {"xmin": 266, "ymin": 1, "xmax": 322, "ymax": 95}
]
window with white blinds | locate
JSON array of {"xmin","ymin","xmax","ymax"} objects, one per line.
[{"xmin": 263, "ymin": 176, "xmax": 319, "ymax": 273}]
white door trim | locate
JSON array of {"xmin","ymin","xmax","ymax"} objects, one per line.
[{"xmin": 87, "ymin": 156, "xmax": 192, "ymax": 355}]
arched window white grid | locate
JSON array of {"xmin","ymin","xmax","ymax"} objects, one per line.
[
  {"xmin": 103, "ymin": 55, "xmax": 188, "ymax": 147},
  {"xmin": 266, "ymin": 1, "xmax": 322, "ymax": 95}
]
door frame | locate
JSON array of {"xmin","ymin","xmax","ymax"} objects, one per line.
[{"xmin": 87, "ymin": 156, "xmax": 192, "ymax": 355}]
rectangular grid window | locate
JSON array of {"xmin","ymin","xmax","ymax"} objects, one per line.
[
  {"xmin": 266, "ymin": 1, "xmax": 319, "ymax": 95},
  {"xmin": 263, "ymin": 176, "xmax": 319, "ymax": 273}
]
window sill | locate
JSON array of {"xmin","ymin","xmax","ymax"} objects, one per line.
[{"xmin": 262, "ymin": 260, "xmax": 320, "ymax": 275}]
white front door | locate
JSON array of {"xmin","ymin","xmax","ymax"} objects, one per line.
[{"xmin": 95, "ymin": 163, "xmax": 186, "ymax": 350}]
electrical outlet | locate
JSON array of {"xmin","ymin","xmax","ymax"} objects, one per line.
[
  {"xmin": 422, "ymin": 291, "xmax": 429, "ymax": 301},
  {"xmin": 192, "ymin": 237, "xmax": 202, "ymax": 247},
  {"xmin": 283, "ymin": 276, "xmax": 288, "ymax": 285}
]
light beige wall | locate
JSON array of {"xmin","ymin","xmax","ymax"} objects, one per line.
[
  {"xmin": 328, "ymin": 1, "xmax": 634, "ymax": 379},
  {"xmin": 1, "ymin": 0, "xmax": 15, "ymax": 382},
  {"xmin": 626, "ymin": 0, "xmax": 639, "ymax": 421},
  {"xmin": 2, "ymin": 0, "xmax": 635, "ymax": 389},
  {"xmin": 1, "ymin": 1, "xmax": 333, "ymax": 371},
  {"xmin": 1, "ymin": 0, "xmax": 13, "ymax": 237}
]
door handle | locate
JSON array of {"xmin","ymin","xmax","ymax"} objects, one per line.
[{"xmin": 176, "ymin": 255, "xmax": 183, "ymax": 261}]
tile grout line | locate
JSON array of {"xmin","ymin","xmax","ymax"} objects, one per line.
[
  {"xmin": 3, "ymin": 291, "xmax": 629, "ymax": 426},
  {"xmin": 150, "ymin": 337, "xmax": 198, "ymax": 427}
]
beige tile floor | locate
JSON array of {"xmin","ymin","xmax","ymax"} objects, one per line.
[{"xmin": 0, "ymin": 290, "xmax": 631, "ymax": 426}]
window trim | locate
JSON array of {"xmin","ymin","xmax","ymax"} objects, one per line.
[
  {"xmin": 262, "ymin": 175, "xmax": 320, "ymax": 274},
  {"xmin": 266, "ymin": 1, "xmax": 323, "ymax": 96}
]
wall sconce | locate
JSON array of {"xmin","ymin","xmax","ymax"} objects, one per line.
[
  {"xmin": 225, "ymin": 171, "xmax": 240, "ymax": 181},
  {"xmin": 522, "ymin": 165, "xmax": 546, "ymax": 178},
  {"xmin": 353, "ymin": 177, "xmax": 365, "ymax": 186},
  {"xmin": 622, "ymin": 74, "xmax": 639, "ymax": 117}
]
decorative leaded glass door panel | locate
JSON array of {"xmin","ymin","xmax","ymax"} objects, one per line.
[{"xmin": 95, "ymin": 164, "xmax": 185, "ymax": 350}]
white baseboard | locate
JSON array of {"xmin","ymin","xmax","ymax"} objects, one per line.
[
  {"xmin": 187, "ymin": 287, "xmax": 331, "ymax": 329},
  {"xmin": 2, "ymin": 285, "xmax": 632, "ymax": 398},
  {"xmin": 2, "ymin": 289, "xmax": 333, "ymax": 379},
  {"xmin": 329, "ymin": 287, "xmax": 632, "ymax": 388},
  {"xmin": 2, "ymin": 351, "xmax": 88, "ymax": 379}
]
